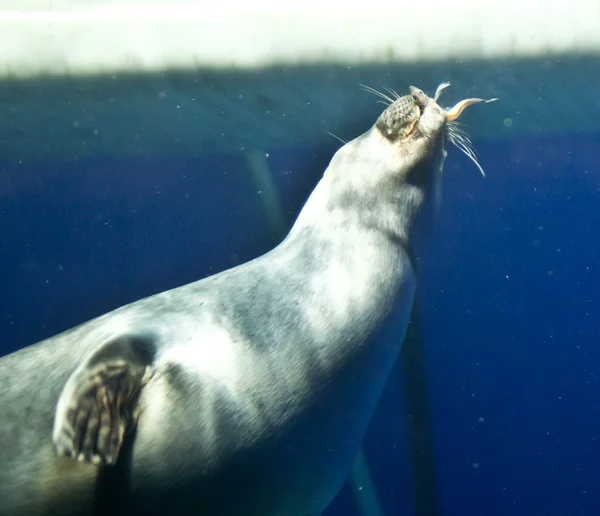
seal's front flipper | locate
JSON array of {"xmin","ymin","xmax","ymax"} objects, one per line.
[{"xmin": 53, "ymin": 334, "xmax": 156, "ymax": 466}]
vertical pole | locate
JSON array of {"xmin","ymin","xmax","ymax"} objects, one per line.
[{"xmin": 400, "ymin": 301, "xmax": 439, "ymax": 516}]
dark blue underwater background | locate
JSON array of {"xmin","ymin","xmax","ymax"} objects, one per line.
[{"xmin": 1, "ymin": 131, "xmax": 599, "ymax": 515}]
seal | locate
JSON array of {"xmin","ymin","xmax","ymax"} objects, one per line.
[{"xmin": 0, "ymin": 83, "xmax": 495, "ymax": 516}]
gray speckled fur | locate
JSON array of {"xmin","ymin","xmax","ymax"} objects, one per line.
[{"xmin": 0, "ymin": 87, "xmax": 449, "ymax": 516}]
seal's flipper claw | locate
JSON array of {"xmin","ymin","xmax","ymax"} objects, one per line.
[{"xmin": 53, "ymin": 335, "xmax": 155, "ymax": 466}]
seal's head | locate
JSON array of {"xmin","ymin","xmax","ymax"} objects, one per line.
[
  {"xmin": 306, "ymin": 83, "xmax": 496, "ymax": 258},
  {"xmin": 372, "ymin": 82, "xmax": 497, "ymax": 178},
  {"xmin": 324, "ymin": 83, "xmax": 496, "ymax": 257}
]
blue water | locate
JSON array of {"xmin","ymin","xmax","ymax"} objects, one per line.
[{"xmin": 1, "ymin": 131, "xmax": 599, "ymax": 515}]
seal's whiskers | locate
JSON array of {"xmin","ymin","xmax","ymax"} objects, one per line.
[
  {"xmin": 434, "ymin": 85, "xmax": 497, "ymax": 177},
  {"xmin": 447, "ymin": 122, "xmax": 488, "ymax": 177},
  {"xmin": 360, "ymin": 84, "xmax": 395, "ymax": 106},
  {"xmin": 382, "ymin": 87, "xmax": 401, "ymax": 100}
]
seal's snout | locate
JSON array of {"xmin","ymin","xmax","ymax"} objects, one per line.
[
  {"xmin": 370, "ymin": 83, "xmax": 497, "ymax": 176},
  {"xmin": 409, "ymin": 82, "xmax": 497, "ymax": 123},
  {"xmin": 374, "ymin": 84, "xmax": 447, "ymax": 143}
]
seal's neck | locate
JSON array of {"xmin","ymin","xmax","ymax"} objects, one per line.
[{"xmin": 287, "ymin": 128, "xmax": 446, "ymax": 262}]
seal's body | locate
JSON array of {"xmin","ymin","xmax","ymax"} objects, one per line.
[{"xmin": 0, "ymin": 84, "xmax": 493, "ymax": 516}]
